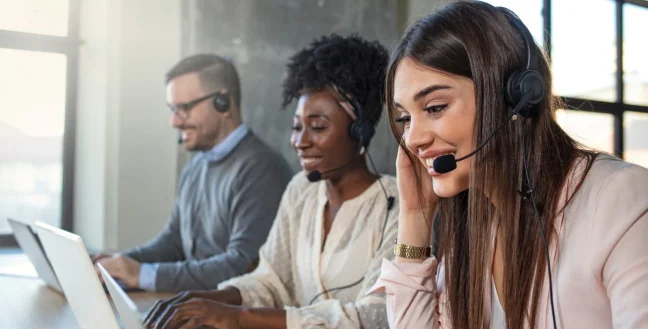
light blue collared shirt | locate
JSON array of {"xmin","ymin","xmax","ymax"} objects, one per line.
[{"xmin": 138, "ymin": 123, "xmax": 250, "ymax": 291}]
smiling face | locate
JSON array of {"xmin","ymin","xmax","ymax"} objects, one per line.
[
  {"xmin": 167, "ymin": 72, "xmax": 225, "ymax": 151},
  {"xmin": 290, "ymin": 90, "xmax": 357, "ymax": 178},
  {"xmin": 392, "ymin": 58, "xmax": 477, "ymax": 197}
]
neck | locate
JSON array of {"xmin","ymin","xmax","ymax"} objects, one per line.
[
  {"xmin": 324, "ymin": 157, "xmax": 377, "ymax": 208},
  {"xmin": 206, "ymin": 117, "xmax": 243, "ymax": 150}
]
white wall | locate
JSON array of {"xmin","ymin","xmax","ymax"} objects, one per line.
[{"xmin": 75, "ymin": 0, "xmax": 182, "ymax": 251}]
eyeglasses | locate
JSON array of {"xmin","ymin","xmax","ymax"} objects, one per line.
[{"xmin": 168, "ymin": 91, "xmax": 222, "ymax": 120}]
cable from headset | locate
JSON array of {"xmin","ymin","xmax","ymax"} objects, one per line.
[
  {"xmin": 366, "ymin": 150, "xmax": 394, "ymax": 250},
  {"xmin": 308, "ymin": 150, "xmax": 393, "ymax": 305},
  {"xmin": 521, "ymin": 117, "xmax": 558, "ymax": 329}
]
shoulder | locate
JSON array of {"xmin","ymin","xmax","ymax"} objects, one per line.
[
  {"xmin": 230, "ymin": 132, "xmax": 293, "ymax": 179},
  {"xmin": 282, "ymin": 171, "xmax": 319, "ymax": 202},
  {"xmin": 565, "ymin": 153, "xmax": 648, "ymax": 253},
  {"xmin": 237, "ymin": 132, "xmax": 290, "ymax": 167},
  {"xmin": 377, "ymin": 174, "xmax": 399, "ymax": 210},
  {"xmin": 579, "ymin": 153, "xmax": 648, "ymax": 203},
  {"xmin": 378, "ymin": 174, "xmax": 398, "ymax": 194}
]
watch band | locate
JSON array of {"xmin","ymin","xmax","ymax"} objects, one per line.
[{"xmin": 393, "ymin": 240, "xmax": 431, "ymax": 259}]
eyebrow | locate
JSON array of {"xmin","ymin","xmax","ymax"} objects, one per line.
[
  {"xmin": 294, "ymin": 114, "xmax": 331, "ymax": 121},
  {"xmin": 413, "ymin": 84, "xmax": 452, "ymax": 101},
  {"xmin": 393, "ymin": 84, "xmax": 452, "ymax": 109}
]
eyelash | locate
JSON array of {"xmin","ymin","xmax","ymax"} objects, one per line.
[
  {"xmin": 291, "ymin": 125, "xmax": 327, "ymax": 131},
  {"xmin": 392, "ymin": 104, "xmax": 448, "ymax": 125}
]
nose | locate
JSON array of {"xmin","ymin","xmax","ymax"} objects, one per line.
[
  {"xmin": 291, "ymin": 129, "xmax": 312, "ymax": 151},
  {"xmin": 170, "ymin": 111, "xmax": 184, "ymax": 129},
  {"xmin": 404, "ymin": 116, "xmax": 434, "ymax": 155}
]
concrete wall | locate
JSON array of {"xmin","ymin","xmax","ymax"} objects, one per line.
[{"xmin": 182, "ymin": 0, "xmax": 400, "ymax": 175}]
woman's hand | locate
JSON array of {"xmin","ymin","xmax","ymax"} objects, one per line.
[
  {"xmin": 147, "ymin": 298, "xmax": 242, "ymax": 329},
  {"xmin": 144, "ymin": 289, "xmax": 242, "ymax": 329},
  {"xmin": 396, "ymin": 146, "xmax": 438, "ymax": 216},
  {"xmin": 395, "ymin": 146, "xmax": 438, "ymax": 262}
]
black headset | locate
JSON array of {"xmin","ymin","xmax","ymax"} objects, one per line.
[
  {"xmin": 503, "ymin": 8, "xmax": 545, "ymax": 118},
  {"xmin": 213, "ymin": 92, "xmax": 231, "ymax": 113},
  {"xmin": 340, "ymin": 92, "xmax": 376, "ymax": 150}
]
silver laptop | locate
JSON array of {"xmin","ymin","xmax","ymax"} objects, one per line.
[
  {"xmin": 35, "ymin": 221, "xmax": 123, "ymax": 329},
  {"xmin": 7, "ymin": 218, "xmax": 63, "ymax": 292},
  {"xmin": 99, "ymin": 264, "xmax": 145, "ymax": 329}
]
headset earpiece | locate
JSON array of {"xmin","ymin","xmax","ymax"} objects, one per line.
[
  {"xmin": 343, "ymin": 94, "xmax": 375, "ymax": 148},
  {"xmin": 502, "ymin": 8, "xmax": 545, "ymax": 118},
  {"xmin": 213, "ymin": 92, "xmax": 231, "ymax": 113},
  {"xmin": 349, "ymin": 120, "xmax": 375, "ymax": 149},
  {"xmin": 505, "ymin": 69, "xmax": 545, "ymax": 117}
]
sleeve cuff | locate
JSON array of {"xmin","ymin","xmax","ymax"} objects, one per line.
[
  {"xmin": 366, "ymin": 257, "xmax": 438, "ymax": 295},
  {"xmin": 284, "ymin": 306, "xmax": 302, "ymax": 329},
  {"xmin": 139, "ymin": 263, "xmax": 159, "ymax": 291}
]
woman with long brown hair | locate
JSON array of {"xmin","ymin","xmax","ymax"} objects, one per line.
[{"xmin": 368, "ymin": 1, "xmax": 648, "ymax": 328}]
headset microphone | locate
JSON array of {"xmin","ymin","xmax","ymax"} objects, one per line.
[
  {"xmin": 307, "ymin": 147, "xmax": 364, "ymax": 182},
  {"xmin": 177, "ymin": 130, "xmax": 183, "ymax": 145}
]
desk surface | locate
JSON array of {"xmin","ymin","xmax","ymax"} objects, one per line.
[{"xmin": 0, "ymin": 272, "xmax": 172, "ymax": 329}]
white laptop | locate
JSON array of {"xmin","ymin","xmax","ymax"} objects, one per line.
[
  {"xmin": 98, "ymin": 264, "xmax": 145, "ymax": 329},
  {"xmin": 34, "ymin": 221, "xmax": 144, "ymax": 329},
  {"xmin": 7, "ymin": 218, "xmax": 63, "ymax": 292}
]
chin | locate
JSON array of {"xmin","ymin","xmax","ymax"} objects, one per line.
[{"xmin": 432, "ymin": 175, "xmax": 469, "ymax": 198}]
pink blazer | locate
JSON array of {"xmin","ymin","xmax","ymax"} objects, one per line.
[{"xmin": 368, "ymin": 154, "xmax": 648, "ymax": 329}]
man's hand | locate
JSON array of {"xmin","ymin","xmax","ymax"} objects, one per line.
[
  {"xmin": 95, "ymin": 254, "xmax": 141, "ymax": 288},
  {"xmin": 90, "ymin": 252, "xmax": 115, "ymax": 264},
  {"xmin": 147, "ymin": 298, "xmax": 242, "ymax": 329}
]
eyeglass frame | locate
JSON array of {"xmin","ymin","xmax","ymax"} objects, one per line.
[{"xmin": 167, "ymin": 91, "xmax": 224, "ymax": 120}]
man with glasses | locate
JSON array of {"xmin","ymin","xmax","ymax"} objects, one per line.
[{"xmin": 93, "ymin": 54, "xmax": 293, "ymax": 292}]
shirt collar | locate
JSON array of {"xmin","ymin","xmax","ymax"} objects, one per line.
[{"xmin": 201, "ymin": 124, "xmax": 249, "ymax": 162}]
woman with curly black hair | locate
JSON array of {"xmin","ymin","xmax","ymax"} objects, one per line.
[{"xmin": 143, "ymin": 34, "xmax": 395, "ymax": 329}]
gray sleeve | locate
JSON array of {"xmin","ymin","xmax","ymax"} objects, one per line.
[
  {"xmin": 122, "ymin": 200, "xmax": 185, "ymax": 263},
  {"xmin": 152, "ymin": 154, "xmax": 292, "ymax": 292}
]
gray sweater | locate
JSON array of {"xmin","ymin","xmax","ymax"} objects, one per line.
[{"xmin": 124, "ymin": 131, "xmax": 293, "ymax": 292}]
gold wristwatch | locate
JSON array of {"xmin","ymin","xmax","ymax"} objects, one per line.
[{"xmin": 393, "ymin": 239, "xmax": 431, "ymax": 259}]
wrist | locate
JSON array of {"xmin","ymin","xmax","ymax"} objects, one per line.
[
  {"xmin": 237, "ymin": 305, "xmax": 252, "ymax": 329},
  {"xmin": 397, "ymin": 209, "xmax": 434, "ymax": 250},
  {"xmin": 399, "ymin": 207, "xmax": 436, "ymax": 221},
  {"xmin": 204, "ymin": 287, "xmax": 243, "ymax": 305}
]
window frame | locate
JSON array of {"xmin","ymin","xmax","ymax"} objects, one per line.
[
  {"xmin": 544, "ymin": 0, "xmax": 648, "ymax": 157},
  {"xmin": 0, "ymin": 0, "xmax": 80, "ymax": 246}
]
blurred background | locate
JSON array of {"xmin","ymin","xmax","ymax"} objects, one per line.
[{"xmin": 1, "ymin": 0, "xmax": 646, "ymax": 251}]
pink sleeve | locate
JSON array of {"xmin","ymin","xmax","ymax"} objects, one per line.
[
  {"xmin": 367, "ymin": 258, "xmax": 445, "ymax": 329},
  {"xmin": 598, "ymin": 164, "xmax": 648, "ymax": 328}
]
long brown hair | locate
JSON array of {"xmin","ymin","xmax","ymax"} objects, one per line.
[{"xmin": 385, "ymin": 1, "xmax": 594, "ymax": 328}]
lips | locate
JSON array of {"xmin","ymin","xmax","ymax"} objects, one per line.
[
  {"xmin": 420, "ymin": 151, "xmax": 455, "ymax": 177},
  {"xmin": 181, "ymin": 130, "xmax": 193, "ymax": 142},
  {"xmin": 299, "ymin": 155, "xmax": 323, "ymax": 170}
]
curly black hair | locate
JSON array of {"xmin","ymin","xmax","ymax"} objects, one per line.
[{"xmin": 281, "ymin": 34, "xmax": 389, "ymax": 126}]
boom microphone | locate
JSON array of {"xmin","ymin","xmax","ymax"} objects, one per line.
[{"xmin": 307, "ymin": 157, "xmax": 356, "ymax": 182}]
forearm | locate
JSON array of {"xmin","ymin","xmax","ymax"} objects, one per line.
[
  {"xmin": 239, "ymin": 308, "xmax": 286, "ymax": 329},
  {"xmin": 397, "ymin": 209, "xmax": 435, "ymax": 264},
  {"xmin": 202, "ymin": 287, "xmax": 243, "ymax": 306},
  {"xmin": 124, "ymin": 230, "xmax": 183, "ymax": 264}
]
